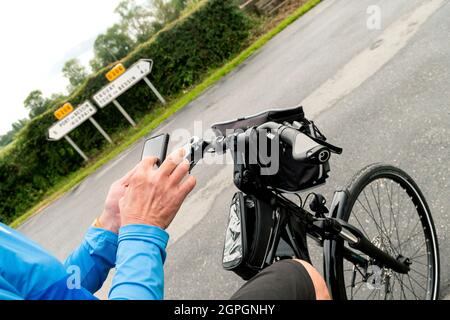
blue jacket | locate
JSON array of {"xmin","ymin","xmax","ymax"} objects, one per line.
[{"xmin": 0, "ymin": 223, "xmax": 169, "ymax": 300}]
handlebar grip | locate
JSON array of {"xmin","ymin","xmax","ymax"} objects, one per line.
[{"xmin": 279, "ymin": 127, "xmax": 330, "ymax": 164}]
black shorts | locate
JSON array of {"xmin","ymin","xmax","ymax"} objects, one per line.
[{"xmin": 230, "ymin": 260, "xmax": 316, "ymax": 300}]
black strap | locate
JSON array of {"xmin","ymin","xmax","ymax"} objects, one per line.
[{"xmin": 309, "ymin": 135, "xmax": 343, "ymax": 154}]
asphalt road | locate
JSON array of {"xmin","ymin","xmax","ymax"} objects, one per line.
[{"xmin": 19, "ymin": 0, "xmax": 450, "ymax": 299}]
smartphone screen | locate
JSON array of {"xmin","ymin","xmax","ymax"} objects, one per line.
[{"xmin": 141, "ymin": 134, "xmax": 170, "ymax": 166}]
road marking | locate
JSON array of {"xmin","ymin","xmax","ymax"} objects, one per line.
[{"xmin": 302, "ymin": 0, "xmax": 445, "ymax": 119}]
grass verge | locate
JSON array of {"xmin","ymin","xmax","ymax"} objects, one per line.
[{"xmin": 10, "ymin": 0, "xmax": 322, "ymax": 228}]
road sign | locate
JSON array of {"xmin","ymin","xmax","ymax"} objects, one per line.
[
  {"xmin": 48, "ymin": 101, "xmax": 97, "ymax": 141},
  {"xmin": 92, "ymin": 59, "xmax": 166, "ymax": 128},
  {"xmin": 93, "ymin": 59, "xmax": 154, "ymax": 108},
  {"xmin": 54, "ymin": 103, "xmax": 74, "ymax": 120},
  {"xmin": 106, "ymin": 63, "xmax": 126, "ymax": 82}
]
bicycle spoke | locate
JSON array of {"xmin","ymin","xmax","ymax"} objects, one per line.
[
  {"xmin": 346, "ymin": 280, "xmax": 364, "ymax": 288},
  {"xmin": 410, "ymin": 267, "xmax": 428, "ymax": 280},
  {"xmin": 409, "ymin": 241, "xmax": 427, "ymax": 260},
  {"xmin": 356, "ymin": 197, "xmax": 391, "ymax": 241},
  {"xmin": 405, "ymin": 273, "xmax": 420, "ymax": 299},
  {"xmin": 394, "ymin": 273, "xmax": 417, "ymax": 299},
  {"xmin": 407, "ymin": 273, "xmax": 427, "ymax": 293},
  {"xmin": 370, "ymin": 183, "xmax": 400, "ymax": 256},
  {"xmin": 399, "ymin": 274, "xmax": 408, "ymax": 300},
  {"xmin": 410, "ymin": 258, "xmax": 428, "ymax": 266},
  {"xmin": 339, "ymin": 168, "xmax": 437, "ymax": 301},
  {"xmin": 386, "ymin": 180, "xmax": 399, "ymax": 245},
  {"xmin": 397, "ymin": 228, "xmax": 423, "ymax": 252},
  {"xmin": 351, "ymin": 213, "xmax": 371, "ymax": 240},
  {"xmin": 390, "ymin": 276, "xmax": 397, "ymax": 300},
  {"xmin": 357, "ymin": 196, "xmax": 400, "ymax": 256},
  {"xmin": 350, "ymin": 282, "xmax": 363, "ymax": 299}
]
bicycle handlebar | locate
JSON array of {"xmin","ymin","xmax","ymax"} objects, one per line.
[
  {"xmin": 258, "ymin": 122, "xmax": 331, "ymax": 164},
  {"xmin": 183, "ymin": 121, "xmax": 332, "ymax": 171}
]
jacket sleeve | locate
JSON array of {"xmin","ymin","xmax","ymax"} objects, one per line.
[
  {"xmin": 109, "ymin": 225, "xmax": 169, "ymax": 300},
  {"xmin": 63, "ymin": 227, "xmax": 118, "ymax": 294},
  {"xmin": 0, "ymin": 222, "xmax": 98, "ymax": 300}
]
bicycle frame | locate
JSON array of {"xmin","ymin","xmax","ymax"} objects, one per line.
[{"xmin": 249, "ymin": 189, "xmax": 411, "ymax": 282}]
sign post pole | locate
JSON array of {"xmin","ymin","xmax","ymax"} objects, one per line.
[
  {"xmin": 88, "ymin": 118, "xmax": 113, "ymax": 144},
  {"xmin": 64, "ymin": 135, "xmax": 89, "ymax": 162},
  {"xmin": 143, "ymin": 76, "xmax": 166, "ymax": 105},
  {"xmin": 113, "ymin": 100, "xmax": 136, "ymax": 127}
]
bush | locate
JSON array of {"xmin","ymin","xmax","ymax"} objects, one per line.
[{"xmin": 0, "ymin": 0, "xmax": 251, "ymax": 224}]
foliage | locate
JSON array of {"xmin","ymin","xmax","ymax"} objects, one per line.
[
  {"xmin": 115, "ymin": 0, "xmax": 155, "ymax": 44},
  {"xmin": 0, "ymin": 119, "xmax": 28, "ymax": 148},
  {"xmin": 90, "ymin": 24, "xmax": 135, "ymax": 71},
  {"xmin": 23, "ymin": 90, "xmax": 50, "ymax": 118},
  {"xmin": 62, "ymin": 59, "xmax": 88, "ymax": 92}
]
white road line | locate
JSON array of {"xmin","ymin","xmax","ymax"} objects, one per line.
[
  {"xmin": 94, "ymin": 147, "xmax": 138, "ymax": 181},
  {"xmin": 302, "ymin": 0, "xmax": 445, "ymax": 119}
]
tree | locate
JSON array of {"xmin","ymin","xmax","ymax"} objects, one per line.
[
  {"xmin": 90, "ymin": 0, "xmax": 190, "ymax": 71},
  {"xmin": 115, "ymin": 0, "xmax": 154, "ymax": 43},
  {"xmin": 24, "ymin": 90, "xmax": 49, "ymax": 118},
  {"xmin": 50, "ymin": 92, "xmax": 68, "ymax": 103},
  {"xmin": 62, "ymin": 59, "xmax": 88, "ymax": 92},
  {"xmin": 150, "ymin": 0, "xmax": 181, "ymax": 26},
  {"xmin": 90, "ymin": 24, "xmax": 134, "ymax": 71},
  {"xmin": 0, "ymin": 119, "xmax": 28, "ymax": 148},
  {"xmin": 114, "ymin": 0, "xmax": 188, "ymax": 45}
]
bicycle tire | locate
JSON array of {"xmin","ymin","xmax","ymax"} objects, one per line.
[{"xmin": 327, "ymin": 163, "xmax": 440, "ymax": 300}]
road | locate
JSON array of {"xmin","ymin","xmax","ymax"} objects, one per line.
[{"xmin": 19, "ymin": 0, "xmax": 450, "ymax": 299}]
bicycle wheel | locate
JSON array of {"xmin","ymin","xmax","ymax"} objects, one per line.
[{"xmin": 327, "ymin": 164, "xmax": 439, "ymax": 300}]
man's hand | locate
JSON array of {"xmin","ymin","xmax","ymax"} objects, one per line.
[
  {"xmin": 119, "ymin": 149, "xmax": 197, "ymax": 230},
  {"xmin": 98, "ymin": 166, "xmax": 138, "ymax": 234}
]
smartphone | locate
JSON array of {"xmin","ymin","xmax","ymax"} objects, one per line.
[{"xmin": 141, "ymin": 134, "xmax": 170, "ymax": 166}]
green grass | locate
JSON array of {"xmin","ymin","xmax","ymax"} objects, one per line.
[{"xmin": 10, "ymin": 0, "xmax": 322, "ymax": 228}]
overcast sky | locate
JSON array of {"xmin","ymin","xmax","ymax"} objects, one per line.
[{"xmin": 0, "ymin": 0, "xmax": 127, "ymax": 135}]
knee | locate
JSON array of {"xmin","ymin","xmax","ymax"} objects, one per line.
[{"xmin": 294, "ymin": 260, "xmax": 332, "ymax": 300}]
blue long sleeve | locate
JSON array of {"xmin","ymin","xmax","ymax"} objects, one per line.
[
  {"xmin": 0, "ymin": 222, "xmax": 168, "ymax": 300},
  {"xmin": 0, "ymin": 223, "xmax": 96, "ymax": 300},
  {"xmin": 109, "ymin": 225, "xmax": 169, "ymax": 300},
  {"xmin": 64, "ymin": 227, "xmax": 118, "ymax": 293}
]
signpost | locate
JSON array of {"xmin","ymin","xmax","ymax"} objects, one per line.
[
  {"xmin": 48, "ymin": 101, "xmax": 112, "ymax": 161},
  {"xmin": 93, "ymin": 59, "xmax": 166, "ymax": 127}
]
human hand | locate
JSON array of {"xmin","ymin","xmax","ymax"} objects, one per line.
[
  {"xmin": 97, "ymin": 166, "xmax": 138, "ymax": 234},
  {"xmin": 119, "ymin": 149, "xmax": 197, "ymax": 230}
]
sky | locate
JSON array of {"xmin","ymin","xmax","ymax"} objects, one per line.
[{"xmin": 0, "ymin": 0, "xmax": 126, "ymax": 135}]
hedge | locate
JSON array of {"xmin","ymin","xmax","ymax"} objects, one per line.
[{"xmin": 0, "ymin": 0, "xmax": 251, "ymax": 224}]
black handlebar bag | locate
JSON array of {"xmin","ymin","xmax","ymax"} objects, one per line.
[
  {"xmin": 212, "ymin": 106, "xmax": 306, "ymax": 136},
  {"xmin": 229, "ymin": 115, "xmax": 333, "ymax": 193}
]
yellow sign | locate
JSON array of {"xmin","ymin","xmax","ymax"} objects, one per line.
[
  {"xmin": 106, "ymin": 63, "xmax": 126, "ymax": 82},
  {"xmin": 54, "ymin": 103, "xmax": 74, "ymax": 120}
]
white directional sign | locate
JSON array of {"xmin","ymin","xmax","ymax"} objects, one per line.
[
  {"xmin": 93, "ymin": 59, "xmax": 154, "ymax": 108},
  {"xmin": 48, "ymin": 101, "xmax": 97, "ymax": 141}
]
